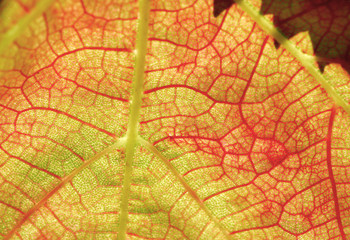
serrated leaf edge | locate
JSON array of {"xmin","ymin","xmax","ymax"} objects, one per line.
[{"xmin": 235, "ymin": 0, "xmax": 350, "ymax": 115}]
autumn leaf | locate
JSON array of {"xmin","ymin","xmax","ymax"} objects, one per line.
[
  {"xmin": 0, "ymin": 0, "xmax": 350, "ymax": 239},
  {"xmin": 215, "ymin": 0, "xmax": 350, "ymax": 73},
  {"xmin": 260, "ymin": 0, "xmax": 350, "ymax": 73}
]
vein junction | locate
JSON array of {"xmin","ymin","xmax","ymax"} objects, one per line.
[
  {"xmin": 116, "ymin": 0, "xmax": 231, "ymax": 238},
  {"xmin": 234, "ymin": 0, "xmax": 350, "ymax": 115},
  {"xmin": 0, "ymin": 0, "xmax": 55, "ymax": 54},
  {"xmin": 116, "ymin": 0, "xmax": 150, "ymax": 239}
]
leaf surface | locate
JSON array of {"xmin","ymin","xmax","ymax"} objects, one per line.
[
  {"xmin": 214, "ymin": 0, "xmax": 350, "ymax": 73},
  {"xmin": 260, "ymin": 0, "xmax": 350, "ymax": 72},
  {"xmin": 0, "ymin": 0, "xmax": 350, "ymax": 239}
]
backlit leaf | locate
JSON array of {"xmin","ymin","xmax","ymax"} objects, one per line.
[{"xmin": 0, "ymin": 0, "xmax": 349, "ymax": 239}]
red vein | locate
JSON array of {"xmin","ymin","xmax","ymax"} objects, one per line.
[
  {"xmin": 138, "ymin": 136, "xmax": 231, "ymax": 240},
  {"xmin": 326, "ymin": 108, "xmax": 346, "ymax": 240},
  {"xmin": 0, "ymin": 146, "xmax": 61, "ymax": 179},
  {"xmin": 17, "ymin": 107, "xmax": 117, "ymax": 138},
  {"xmin": 3, "ymin": 139, "xmax": 123, "ymax": 239}
]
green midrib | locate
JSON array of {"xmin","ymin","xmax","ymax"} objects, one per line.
[
  {"xmin": 2, "ymin": 0, "xmax": 349, "ymax": 239},
  {"xmin": 116, "ymin": 0, "xmax": 150, "ymax": 239},
  {"xmin": 138, "ymin": 137, "xmax": 231, "ymax": 239},
  {"xmin": 234, "ymin": 0, "xmax": 350, "ymax": 115},
  {"xmin": 0, "ymin": 0, "xmax": 55, "ymax": 54},
  {"xmin": 117, "ymin": 1, "xmax": 232, "ymax": 238}
]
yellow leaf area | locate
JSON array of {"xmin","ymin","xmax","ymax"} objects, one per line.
[
  {"xmin": 0, "ymin": 0, "xmax": 349, "ymax": 239},
  {"xmin": 0, "ymin": 0, "xmax": 39, "ymax": 34}
]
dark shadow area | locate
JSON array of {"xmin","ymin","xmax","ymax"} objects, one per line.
[
  {"xmin": 214, "ymin": 0, "xmax": 350, "ymax": 73},
  {"xmin": 0, "ymin": 0, "xmax": 6, "ymax": 15},
  {"xmin": 213, "ymin": 0, "xmax": 234, "ymax": 17}
]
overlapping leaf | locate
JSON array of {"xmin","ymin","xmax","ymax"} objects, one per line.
[{"xmin": 214, "ymin": 0, "xmax": 350, "ymax": 73}]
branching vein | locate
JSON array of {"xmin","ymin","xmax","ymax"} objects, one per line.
[
  {"xmin": 234, "ymin": 0, "xmax": 350, "ymax": 115},
  {"xmin": 116, "ymin": 0, "xmax": 150, "ymax": 239}
]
